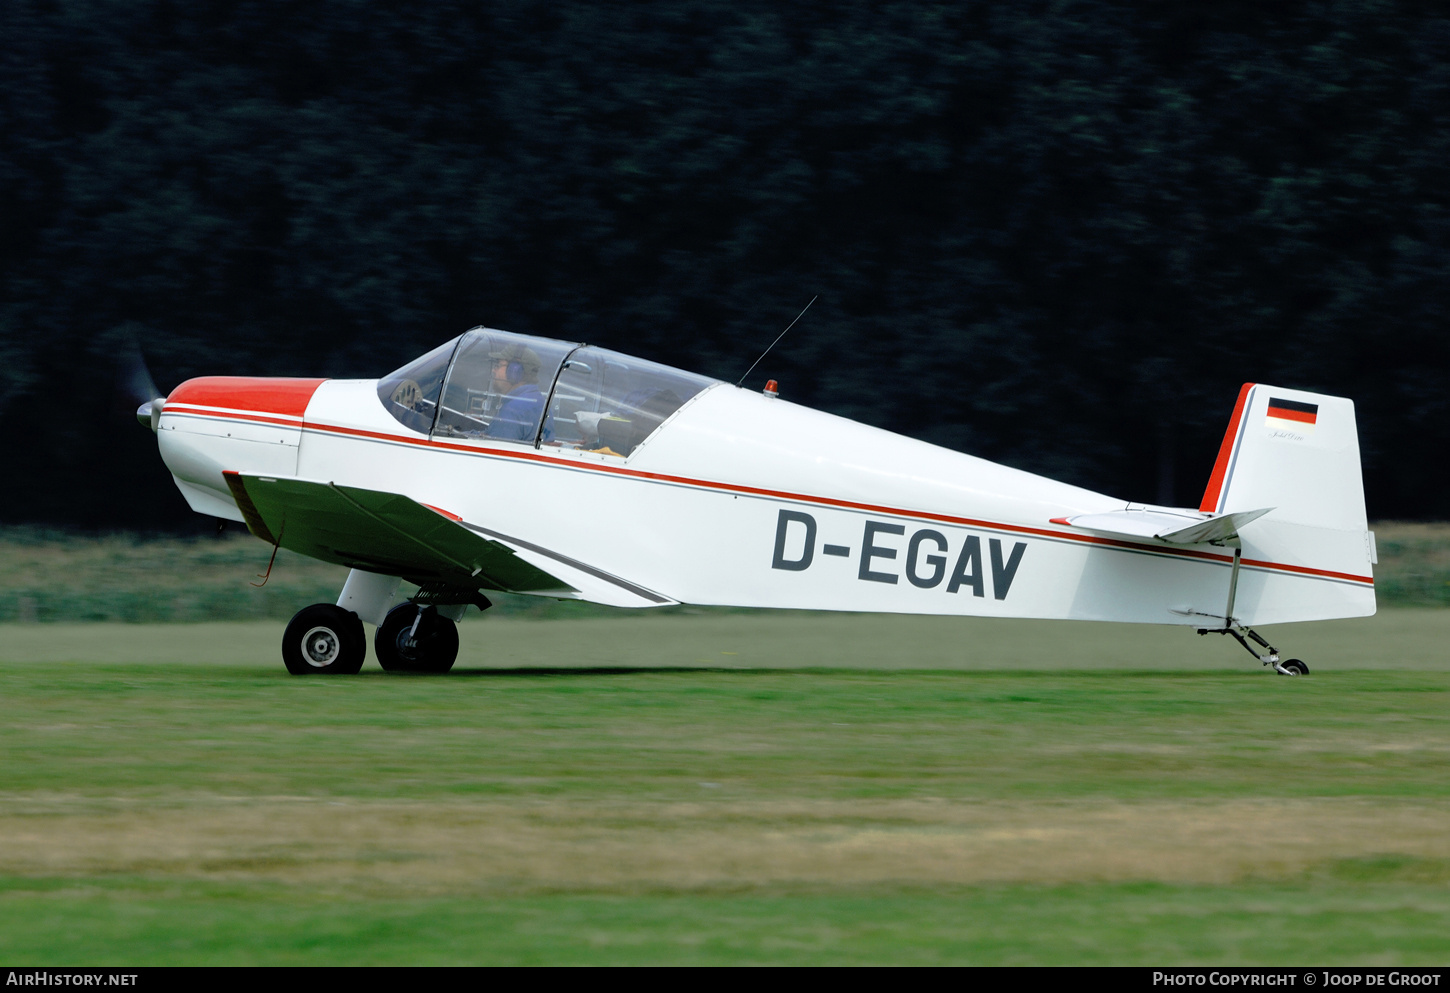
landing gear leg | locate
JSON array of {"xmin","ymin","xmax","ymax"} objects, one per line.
[{"xmin": 1186, "ymin": 545, "xmax": 1309, "ymax": 675}]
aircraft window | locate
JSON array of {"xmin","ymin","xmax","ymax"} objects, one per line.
[
  {"xmin": 543, "ymin": 347, "xmax": 718, "ymax": 458},
  {"xmin": 432, "ymin": 329, "xmax": 579, "ymax": 445},
  {"xmin": 377, "ymin": 335, "xmax": 461, "ymax": 434}
]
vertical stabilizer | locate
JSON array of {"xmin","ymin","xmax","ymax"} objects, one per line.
[
  {"xmin": 1198, "ymin": 383, "xmax": 1374, "ymax": 623},
  {"xmin": 1200, "ymin": 384, "xmax": 1367, "ymax": 531}
]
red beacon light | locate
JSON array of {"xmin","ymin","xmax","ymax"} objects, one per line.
[{"xmin": 763, "ymin": 380, "xmax": 779, "ymax": 398}]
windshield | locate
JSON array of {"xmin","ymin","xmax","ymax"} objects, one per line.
[
  {"xmin": 543, "ymin": 346, "xmax": 718, "ymax": 457},
  {"xmin": 376, "ymin": 336, "xmax": 461, "ymax": 435}
]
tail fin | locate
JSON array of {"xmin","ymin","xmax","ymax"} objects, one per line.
[
  {"xmin": 1200, "ymin": 383, "xmax": 1375, "ymax": 623},
  {"xmin": 1200, "ymin": 383, "xmax": 1367, "ymax": 530}
]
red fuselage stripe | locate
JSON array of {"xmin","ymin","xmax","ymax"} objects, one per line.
[
  {"xmin": 177, "ymin": 405, "xmax": 1374, "ymax": 586},
  {"xmin": 164, "ymin": 405, "xmax": 304, "ymax": 429}
]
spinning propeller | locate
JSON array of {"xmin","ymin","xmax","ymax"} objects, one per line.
[{"xmin": 124, "ymin": 342, "xmax": 167, "ymax": 432}]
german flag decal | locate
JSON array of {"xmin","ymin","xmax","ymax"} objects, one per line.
[{"xmin": 1266, "ymin": 397, "xmax": 1318, "ymax": 432}]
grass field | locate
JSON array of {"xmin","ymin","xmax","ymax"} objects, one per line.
[
  {"xmin": 0, "ymin": 611, "xmax": 1447, "ymax": 964},
  {"xmin": 1, "ymin": 520, "xmax": 1447, "ymax": 622}
]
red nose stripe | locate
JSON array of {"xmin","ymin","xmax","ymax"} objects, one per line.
[{"xmin": 166, "ymin": 377, "xmax": 327, "ymax": 418}]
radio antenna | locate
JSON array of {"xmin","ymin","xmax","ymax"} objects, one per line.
[{"xmin": 737, "ymin": 295, "xmax": 817, "ymax": 387}]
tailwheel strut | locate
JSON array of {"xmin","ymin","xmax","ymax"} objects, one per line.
[
  {"xmin": 1194, "ymin": 622, "xmax": 1308, "ymax": 675},
  {"xmin": 1181, "ymin": 544, "xmax": 1309, "ymax": 675},
  {"xmin": 1195, "ymin": 619, "xmax": 1293, "ymax": 673}
]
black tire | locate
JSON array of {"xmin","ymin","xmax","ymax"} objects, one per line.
[
  {"xmin": 282, "ymin": 604, "xmax": 366, "ymax": 675},
  {"xmin": 375, "ymin": 602, "xmax": 460, "ymax": 673},
  {"xmin": 1280, "ymin": 659, "xmax": 1310, "ymax": 676}
]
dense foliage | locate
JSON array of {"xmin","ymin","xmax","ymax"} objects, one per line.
[{"xmin": 2, "ymin": 1, "xmax": 1447, "ymax": 527}]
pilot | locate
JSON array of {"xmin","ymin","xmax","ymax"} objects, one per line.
[{"xmin": 484, "ymin": 343, "xmax": 546, "ymax": 441}]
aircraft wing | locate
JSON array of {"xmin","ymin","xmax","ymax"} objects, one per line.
[
  {"xmin": 222, "ymin": 472, "xmax": 677, "ymax": 607},
  {"xmin": 223, "ymin": 472, "xmax": 573, "ymax": 594},
  {"xmin": 1051, "ymin": 507, "xmax": 1274, "ymax": 545}
]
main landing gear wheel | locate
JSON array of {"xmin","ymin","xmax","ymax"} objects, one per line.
[
  {"xmin": 375, "ymin": 602, "xmax": 459, "ymax": 673},
  {"xmin": 282, "ymin": 604, "xmax": 366, "ymax": 675},
  {"xmin": 1279, "ymin": 659, "xmax": 1310, "ymax": 676}
]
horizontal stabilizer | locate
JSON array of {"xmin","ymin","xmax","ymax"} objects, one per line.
[
  {"xmin": 1155, "ymin": 508, "xmax": 1274, "ymax": 544},
  {"xmin": 1052, "ymin": 506, "xmax": 1273, "ymax": 545}
]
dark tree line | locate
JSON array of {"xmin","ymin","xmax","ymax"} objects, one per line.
[{"xmin": 2, "ymin": 1, "xmax": 1447, "ymax": 529}]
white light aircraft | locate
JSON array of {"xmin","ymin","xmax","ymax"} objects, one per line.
[{"xmin": 137, "ymin": 327, "xmax": 1375, "ymax": 675}]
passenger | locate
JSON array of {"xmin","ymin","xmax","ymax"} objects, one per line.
[{"xmin": 484, "ymin": 344, "xmax": 546, "ymax": 441}]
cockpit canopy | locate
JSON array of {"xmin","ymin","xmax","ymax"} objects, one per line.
[{"xmin": 377, "ymin": 328, "xmax": 718, "ymax": 458}]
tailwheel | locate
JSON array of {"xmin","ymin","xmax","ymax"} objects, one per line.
[
  {"xmin": 282, "ymin": 604, "xmax": 367, "ymax": 675},
  {"xmin": 375, "ymin": 602, "xmax": 460, "ymax": 673},
  {"xmin": 1279, "ymin": 659, "xmax": 1310, "ymax": 676}
]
